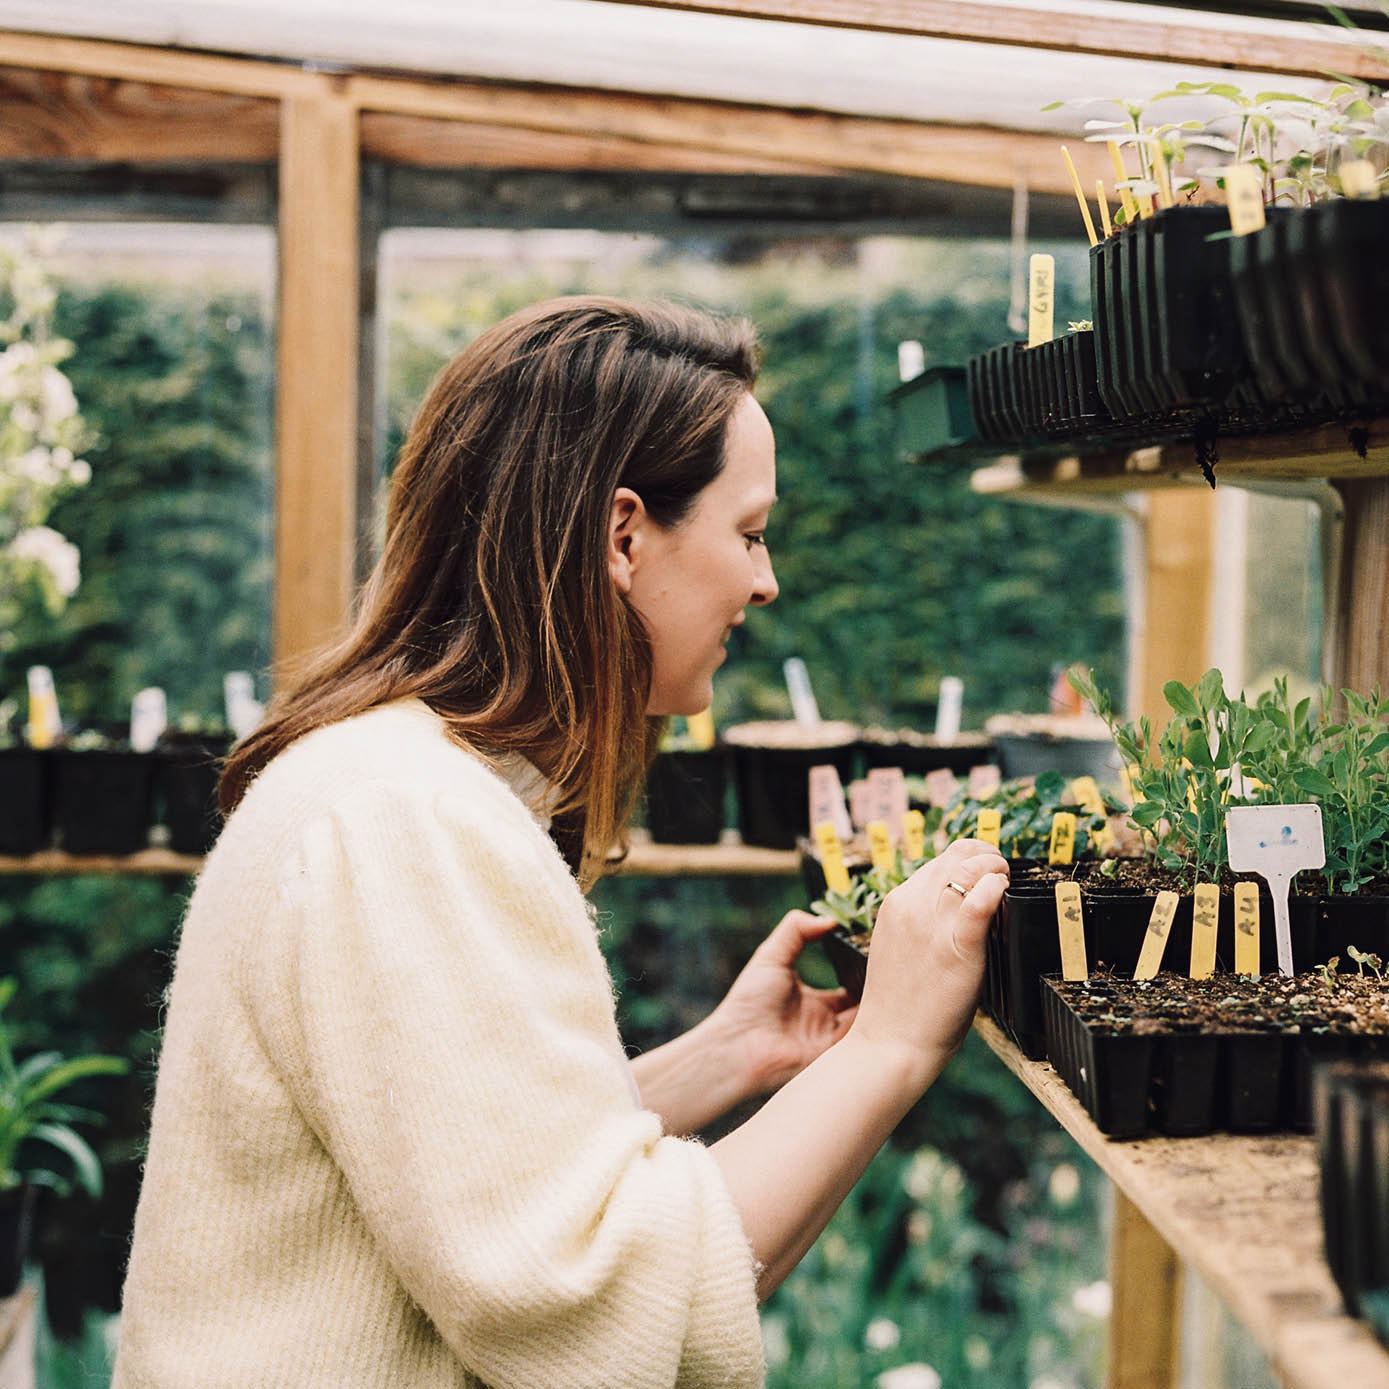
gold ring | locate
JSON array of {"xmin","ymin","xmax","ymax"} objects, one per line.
[{"xmin": 945, "ymin": 880, "xmax": 969, "ymax": 897}]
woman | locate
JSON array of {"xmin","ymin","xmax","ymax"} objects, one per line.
[{"xmin": 115, "ymin": 296, "xmax": 1007, "ymax": 1387}]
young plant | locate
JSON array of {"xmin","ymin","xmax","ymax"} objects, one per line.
[
  {"xmin": 810, "ymin": 847, "xmax": 929, "ymax": 938},
  {"xmin": 0, "ymin": 977, "xmax": 128, "ymax": 1199},
  {"xmin": 939, "ymin": 771, "xmax": 1116, "ymax": 862}
]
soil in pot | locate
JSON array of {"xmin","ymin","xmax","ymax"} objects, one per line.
[
  {"xmin": 1046, "ymin": 969, "xmax": 1389, "ymax": 1139},
  {"xmin": 0, "ymin": 746, "xmax": 48, "ymax": 855},
  {"xmin": 724, "ymin": 720, "xmax": 859, "ymax": 850},
  {"xmin": 858, "ymin": 727, "xmax": 993, "ymax": 779}
]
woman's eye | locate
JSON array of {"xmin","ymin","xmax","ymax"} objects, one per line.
[{"xmin": 744, "ymin": 533, "xmax": 767, "ymax": 549}]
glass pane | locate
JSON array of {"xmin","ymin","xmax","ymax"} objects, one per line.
[
  {"xmin": 2, "ymin": 222, "xmax": 275, "ymax": 734},
  {"xmin": 380, "ymin": 226, "xmax": 1125, "ymax": 728}
]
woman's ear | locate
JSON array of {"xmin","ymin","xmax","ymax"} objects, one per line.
[{"xmin": 607, "ymin": 486, "xmax": 645, "ymax": 595}]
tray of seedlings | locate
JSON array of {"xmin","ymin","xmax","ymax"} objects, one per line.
[{"xmin": 1039, "ymin": 671, "xmax": 1389, "ymax": 1139}]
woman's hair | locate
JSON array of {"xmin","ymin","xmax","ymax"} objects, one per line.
[{"xmin": 221, "ymin": 295, "xmax": 760, "ymax": 887}]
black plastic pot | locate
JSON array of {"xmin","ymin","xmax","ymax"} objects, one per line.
[
  {"xmin": 644, "ymin": 748, "xmax": 728, "ymax": 845},
  {"xmin": 890, "ymin": 365, "xmax": 978, "ymax": 460},
  {"xmin": 1230, "ymin": 211, "xmax": 1299, "ymax": 417},
  {"xmin": 0, "ymin": 1182, "xmax": 36, "ymax": 1298},
  {"xmin": 0, "ymin": 746, "xmax": 48, "ymax": 855},
  {"xmin": 1315, "ymin": 1060, "xmax": 1389, "ymax": 1319},
  {"xmin": 1315, "ymin": 199, "xmax": 1389, "ymax": 404},
  {"xmin": 857, "ymin": 730, "xmax": 993, "ymax": 779},
  {"xmin": 725, "ymin": 726, "xmax": 859, "ymax": 851},
  {"xmin": 155, "ymin": 732, "xmax": 232, "ymax": 856},
  {"xmin": 1316, "ymin": 893, "xmax": 1389, "ymax": 977},
  {"xmin": 820, "ymin": 925, "xmax": 869, "ymax": 998},
  {"xmin": 50, "ymin": 744, "xmax": 155, "ymax": 855}
]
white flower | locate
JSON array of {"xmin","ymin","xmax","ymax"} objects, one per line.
[
  {"xmin": 876, "ymin": 1363, "xmax": 941, "ymax": 1389},
  {"xmin": 865, "ymin": 1318, "xmax": 901, "ymax": 1352},
  {"xmin": 67, "ymin": 457, "xmax": 91, "ymax": 486},
  {"xmin": 9, "ymin": 525, "xmax": 80, "ymax": 597},
  {"xmin": 1048, "ymin": 1162, "xmax": 1081, "ymax": 1206},
  {"xmin": 760, "ymin": 1314, "xmax": 791, "ymax": 1369},
  {"xmin": 1072, "ymin": 1279, "xmax": 1112, "ymax": 1319},
  {"xmin": 39, "ymin": 364, "xmax": 77, "ymax": 422}
]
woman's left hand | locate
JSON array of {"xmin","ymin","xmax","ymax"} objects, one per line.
[{"xmin": 709, "ymin": 911, "xmax": 858, "ymax": 1098}]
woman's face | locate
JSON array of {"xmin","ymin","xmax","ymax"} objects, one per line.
[{"xmin": 610, "ymin": 392, "xmax": 779, "ymax": 717}]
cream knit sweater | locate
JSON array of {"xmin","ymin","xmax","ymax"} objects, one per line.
[{"xmin": 114, "ymin": 699, "xmax": 764, "ymax": 1387}]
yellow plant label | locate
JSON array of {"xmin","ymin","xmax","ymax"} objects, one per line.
[
  {"xmin": 1234, "ymin": 881, "xmax": 1260, "ymax": 976},
  {"xmin": 1222, "ymin": 165, "xmax": 1266, "ymax": 236},
  {"xmin": 976, "ymin": 807, "xmax": 1001, "ymax": 848},
  {"xmin": 1340, "ymin": 159, "xmax": 1379, "ymax": 199},
  {"xmin": 1048, "ymin": 812, "xmax": 1077, "ymax": 865},
  {"xmin": 1055, "ymin": 882, "xmax": 1088, "ymax": 981},
  {"xmin": 867, "ymin": 819, "xmax": 895, "ymax": 872},
  {"xmin": 1028, "ymin": 253, "xmax": 1055, "ymax": 348},
  {"xmin": 902, "ymin": 809, "xmax": 926, "ymax": 862},
  {"xmin": 685, "ymin": 708, "xmax": 716, "ymax": 750},
  {"xmin": 1069, "ymin": 775, "xmax": 1116, "ymax": 854},
  {"xmin": 1190, "ymin": 883, "xmax": 1220, "ymax": 979},
  {"xmin": 813, "ymin": 821, "xmax": 852, "ymax": 895},
  {"xmin": 1134, "ymin": 890, "xmax": 1178, "ymax": 980},
  {"xmin": 26, "ymin": 665, "xmax": 60, "ymax": 750}
]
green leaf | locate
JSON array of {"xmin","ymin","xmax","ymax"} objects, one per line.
[
  {"xmin": 1164, "ymin": 681, "xmax": 1200, "ymax": 717},
  {"xmin": 1292, "ymin": 766, "xmax": 1338, "ymax": 798},
  {"xmin": 20, "ymin": 1054, "xmax": 128, "ymax": 1109},
  {"xmin": 26, "ymin": 1122, "xmax": 103, "ymax": 1198},
  {"xmin": 1131, "ymin": 801, "xmax": 1164, "ymax": 828},
  {"xmin": 1196, "ymin": 667, "xmax": 1226, "ymax": 713},
  {"xmin": 1183, "ymin": 730, "xmax": 1213, "ymax": 768}
]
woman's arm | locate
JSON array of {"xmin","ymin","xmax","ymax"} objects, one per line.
[{"xmin": 711, "ymin": 837, "xmax": 1007, "ymax": 1301}]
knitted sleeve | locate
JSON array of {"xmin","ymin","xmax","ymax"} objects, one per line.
[{"xmin": 245, "ymin": 775, "xmax": 764, "ymax": 1389}]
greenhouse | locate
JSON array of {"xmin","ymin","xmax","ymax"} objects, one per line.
[{"xmin": 0, "ymin": 0, "xmax": 1387, "ymax": 1385}]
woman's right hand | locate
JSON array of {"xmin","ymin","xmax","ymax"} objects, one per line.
[{"xmin": 847, "ymin": 837, "xmax": 1009, "ymax": 1082}]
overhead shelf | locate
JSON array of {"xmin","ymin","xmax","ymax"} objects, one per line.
[{"xmin": 969, "ymin": 420, "xmax": 1389, "ymax": 500}]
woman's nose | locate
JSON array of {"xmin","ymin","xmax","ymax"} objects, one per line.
[{"xmin": 751, "ymin": 552, "xmax": 778, "ymax": 606}]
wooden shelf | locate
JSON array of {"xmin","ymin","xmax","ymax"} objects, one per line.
[
  {"xmin": 0, "ymin": 840, "xmax": 799, "ymax": 878},
  {"xmin": 972, "ymin": 1015, "xmax": 1389, "ymax": 1389},
  {"xmin": 970, "ymin": 421, "xmax": 1389, "ymax": 501}
]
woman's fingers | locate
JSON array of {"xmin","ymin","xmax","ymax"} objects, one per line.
[{"xmin": 753, "ymin": 909, "xmax": 837, "ymax": 969}]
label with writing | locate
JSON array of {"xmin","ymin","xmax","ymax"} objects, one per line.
[
  {"xmin": 1028, "ymin": 253, "xmax": 1055, "ymax": 348},
  {"xmin": 976, "ymin": 807, "xmax": 1001, "ymax": 848},
  {"xmin": 902, "ymin": 809, "xmax": 926, "ymax": 861},
  {"xmin": 1055, "ymin": 882, "xmax": 1088, "ymax": 981},
  {"xmin": 1134, "ymin": 890, "xmax": 1178, "ymax": 980},
  {"xmin": 1222, "ymin": 164, "xmax": 1266, "ymax": 236},
  {"xmin": 867, "ymin": 767, "xmax": 909, "ymax": 844},
  {"xmin": 1233, "ymin": 881, "xmax": 1260, "ymax": 976},
  {"xmin": 1048, "ymin": 812, "xmax": 1077, "ymax": 865},
  {"xmin": 1226, "ymin": 804, "xmax": 1324, "ymax": 977},
  {"xmin": 808, "ymin": 764, "xmax": 853, "ymax": 841},
  {"xmin": 1190, "ymin": 882, "xmax": 1220, "ymax": 979},
  {"xmin": 813, "ymin": 821, "xmax": 852, "ymax": 895},
  {"xmin": 924, "ymin": 767, "xmax": 959, "ymax": 807},
  {"xmin": 866, "ymin": 820, "xmax": 896, "ymax": 872}
]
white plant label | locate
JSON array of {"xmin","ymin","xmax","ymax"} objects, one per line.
[
  {"xmin": 130, "ymin": 686, "xmax": 168, "ymax": 753},
  {"xmin": 1226, "ymin": 804, "xmax": 1325, "ymax": 977},
  {"xmin": 808, "ymin": 764, "xmax": 852, "ymax": 841},
  {"xmin": 224, "ymin": 671, "xmax": 265, "ymax": 741},
  {"xmin": 782, "ymin": 657, "xmax": 821, "ymax": 727},
  {"xmin": 935, "ymin": 676, "xmax": 963, "ymax": 741}
]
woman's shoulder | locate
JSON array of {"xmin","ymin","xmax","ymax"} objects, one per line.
[{"xmin": 218, "ymin": 698, "xmax": 554, "ymax": 867}]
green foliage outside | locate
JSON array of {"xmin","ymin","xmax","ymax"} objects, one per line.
[{"xmin": 2, "ymin": 228, "xmax": 1125, "ymax": 1383}]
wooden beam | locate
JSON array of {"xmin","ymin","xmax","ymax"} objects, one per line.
[
  {"xmin": 0, "ymin": 65, "xmax": 278, "ymax": 160},
  {"xmin": 350, "ymin": 75, "xmax": 1111, "ymax": 195},
  {"xmin": 0, "ymin": 30, "xmax": 320, "ymax": 98},
  {"xmin": 602, "ymin": 0, "xmax": 1387, "ymax": 81},
  {"xmin": 1330, "ymin": 477, "xmax": 1389, "ymax": 694},
  {"xmin": 274, "ymin": 84, "xmax": 360, "ymax": 684},
  {"xmin": 360, "ymin": 111, "xmax": 832, "ymax": 174},
  {"xmin": 1138, "ymin": 489, "xmax": 1217, "ymax": 726},
  {"xmin": 1109, "ymin": 1190, "xmax": 1183, "ymax": 1389}
]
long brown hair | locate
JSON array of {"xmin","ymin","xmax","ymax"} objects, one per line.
[{"xmin": 221, "ymin": 296, "xmax": 759, "ymax": 887}]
